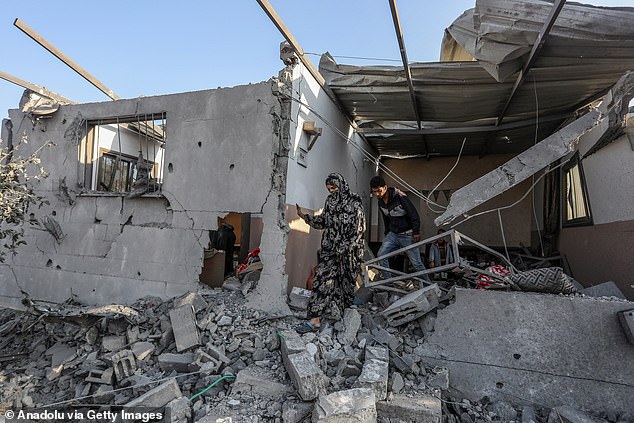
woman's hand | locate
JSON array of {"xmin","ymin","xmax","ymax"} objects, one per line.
[{"xmin": 296, "ymin": 204, "xmax": 307, "ymax": 221}]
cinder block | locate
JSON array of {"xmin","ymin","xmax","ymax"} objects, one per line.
[
  {"xmin": 382, "ymin": 284, "xmax": 441, "ymax": 326},
  {"xmin": 285, "ymin": 351, "xmax": 328, "ymax": 401},
  {"xmin": 169, "ymin": 305, "xmax": 200, "ymax": 352},
  {"xmin": 111, "ymin": 350, "xmax": 137, "ymax": 381},
  {"xmin": 376, "ymin": 393, "xmax": 441, "ymax": 422},
  {"xmin": 313, "ymin": 388, "xmax": 376, "ymax": 422},
  {"xmin": 288, "ymin": 287, "xmax": 312, "ymax": 310},
  {"xmin": 125, "ymin": 378, "xmax": 182, "ymax": 408},
  {"xmin": 158, "ymin": 353, "xmax": 195, "ymax": 373},
  {"xmin": 354, "ymin": 355, "xmax": 389, "ymax": 400}
]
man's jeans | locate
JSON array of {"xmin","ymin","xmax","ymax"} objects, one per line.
[{"xmin": 377, "ymin": 231, "xmax": 430, "ymax": 282}]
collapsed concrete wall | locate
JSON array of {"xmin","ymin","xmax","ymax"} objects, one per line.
[
  {"xmin": 417, "ymin": 288, "xmax": 634, "ymax": 414},
  {"xmin": 0, "ymin": 83, "xmax": 289, "ymax": 306}
]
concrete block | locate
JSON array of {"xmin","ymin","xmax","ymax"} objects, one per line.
[
  {"xmin": 282, "ymin": 401, "xmax": 313, "ymax": 423},
  {"xmin": 232, "ymin": 367, "xmax": 293, "ymax": 397},
  {"xmin": 382, "ymin": 284, "xmax": 441, "ymax": 326},
  {"xmin": 125, "ymin": 378, "xmax": 182, "ymax": 408},
  {"xmin": 353, "ymin": 358, "xmax": 389, "ymax": 400},
  {"xmin": 312, "ymin": 388, "xmax": 377, "ymax": 422},
  {"xmin": 111, "ymin": 350, "xmax": 137, "ymax": 381},
  {"xmin": 85, "ymin": 368, "xmax": 114, "ymax": 385},
  {"xmin": 158, "ymin": 353, "xmax": 195, "ymax": 373},
  {"xmin": 169, "ymin": 305, "xmax": 200, "ymax": 352},
  {"xmin": 174, "ymin": 292, "xmax": 209, "ymax": 313},
  {"xmin": 165, "ymin": 396, "xmax": 191, "ymax": 423},
  {"xmin": 376, "ymin": 393, "xmax": 441, "ymax": 422},
  {"xmin": 285, "ymin": 351, "xmax": 328, "ymax": 401},
  {"xmin": 416, "ymin": 288, "xmax": 634, "ymax": 414},
  {"xmin": 366, "ymin": 345, "xmax": 389, "ymax": 363},
  {"xmin": 370, "ymin": 327, "xmax": 401, "ymax": 350},
  {"xmin": 288, "ymin": 287, "xmax": 312, "ymax": 310},
  {"xmin": 131, "ymin": 341, "xmax": 155, "ymax": 361},
  {"xmin": 205, "ymin": 345, "xmax": 231, "ymax": 364},
  {"xmin": 102, "ymin": 335, "xmax": 127, "ymax": 352},
  {"xmin": 337, "ymin": 308, "xmax": 362, "ymax": 346}
]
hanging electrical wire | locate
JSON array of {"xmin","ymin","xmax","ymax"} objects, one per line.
[{"xmin": 425, "ymin": 137, "xmax": 467, "ymax": 214}]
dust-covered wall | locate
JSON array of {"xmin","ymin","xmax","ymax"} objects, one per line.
[
  {"xmin": 379, "ymin": 155, "xmax": 534, "ymax": 247},
  {"xmin": 283, "ymin": 62, "xmax": 376, "ymax": 291},
  {"xmin": 0, "ymin": 83, "xmax": 289, "ymax": 306}
]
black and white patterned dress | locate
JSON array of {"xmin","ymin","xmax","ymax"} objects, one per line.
[{"xmin": 304, "ymin": 173, "xmax": 366, "ymax": 319}]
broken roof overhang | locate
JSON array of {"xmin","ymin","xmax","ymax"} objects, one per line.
[{"xmin": 319, "ymin": 0, "xmax": 634, "ymax": 158}]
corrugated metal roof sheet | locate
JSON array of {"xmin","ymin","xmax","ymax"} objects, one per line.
[{"xmin": 319, "ymin": 0, "xmax": 634, "ymax": 158}]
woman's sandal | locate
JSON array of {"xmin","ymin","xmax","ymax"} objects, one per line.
[{"xmin": 295, "ymin": 321, "xmax": 321, "ymax": 334}]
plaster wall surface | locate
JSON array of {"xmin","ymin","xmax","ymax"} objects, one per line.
[
  {"xmin": 559, "ymin": 133, "xmax": 634, "ymax": 299},
  {"xmin": 1, "ymin": 83, "xmax": 285, "ymax": 305},
  {"xmin": 416, "ymin": 288, "xmax": 634, "ymax": 414},
  {"xmin": 381, "ymin": 156, "xmax": 534, "ymax": 247},
  {"xmin": 284, "ymin": 63, "xmax": 376, "ymax": 290}
]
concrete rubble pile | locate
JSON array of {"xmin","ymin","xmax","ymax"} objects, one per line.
[{"xmin": 0, "ymin": 283, "xmax": 632, "ymax": 423}]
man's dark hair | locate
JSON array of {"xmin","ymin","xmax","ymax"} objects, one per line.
[{"xmin": 370, "ymin": 176, "xmax": 386, "ymax": 188}]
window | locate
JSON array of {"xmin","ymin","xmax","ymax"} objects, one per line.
[
  {"xmin": 562, "ymin": 155, "xmax": 592, "ymax": 227},
  {"xmin": 79, "ymin": 113, "xmax": 166, "ymax": 195}
]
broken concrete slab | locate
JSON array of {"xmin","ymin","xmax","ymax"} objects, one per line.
[
  {"xmin": 547, "ymin": 405, "xmax": 606, "ymax": 423},
  {"xmin": 581, "ymin": 281, "xmax": 627, "ymax": 299},
  {"xmin": 285, "ymin": 351, "xmax": 328, "ymax": 401},
  {"xmin": 169, "ymin": 305, "xmax": 200, "ymax": 352},
  {"xmin": 353, "ymin": 346, "xmax": 389, "ymax": 400},
  {"xmin": 85, "ymin": 368, "xmax": 114, "ymax": 385},
  {"xmin": 131, "ymin": 341, "xmax": 155, "ymax": 361},
  {"xmin": 416, "ymin": 288, "xmax": 634, "ymax": 414},
  {"xmin": 102, "ymin": 335, "xmax": 126, "ymax": 352},
  {"xmin": 125, "ymin": 378, "xmax": 182, "ymax": 408},
  {"xmin": 337, "ymin": 308, "xmax": 361, "ymax": 346},
  {"xmin": 288, "ymin": 287, "xmax": 312, "ymax": 310},
  {"xmin": 376, "ymin": 393, "xmax": 441, "ymax": 423},
  {"xmin": 174, "ymin": 292, "xmax": 208, "ymax": 313},
  {"xmin": 158, "ymin": 353, "xmax": 195, "ymax": 373},
  {"xmin": 312, "ymin": 388, "xmax": 377, "ymax": 422},
  {"xmin": 382, "ymin": 284, "xmax": 441, "ymax": 326},
  {"xmin": 232, "ymin": 367, "xmax": 294, "ymax": 398}
]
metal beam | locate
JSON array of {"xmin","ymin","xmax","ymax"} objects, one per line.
[
  {"xmin": 0, "ymin": 70, "xmax": 75, "ymax": 104},
  {"xmin": 255, "ymin": 1, "xmax": 337, "ymax": 101},
  {"xmin": 388, "ymin": 0, "xmax": 422, "ymax": 129},
  {"xmin": 13, "ymin": 18, "xmax": 120, "ymax": 100},
  {"xmin": 355, "ymin": 112, "xmax": 571, "ymax": 136},
  {"xmin": 497, "ymin": 0, "xmax": 565, "ymax": 125}
]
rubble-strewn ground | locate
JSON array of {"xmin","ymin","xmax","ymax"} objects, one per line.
[{"xmin": 0, "ymin": 286, "xmax": 631, "ymax": 422}]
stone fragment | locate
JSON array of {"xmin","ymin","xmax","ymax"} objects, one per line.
[
  {"xmin": 158, "ymin": 353, "xmax": 195, "ymax": 373},
  {"xmin": 232, "ymin": 367, "xmax": 293, "ymax": 397},
  {"xmin": 617, "ymin": 308, "xmax": 634, "ymax": 344},
  {"xmin": 217, "ymin": 315, "xmax": 233, "ymax": 326},
  {"xmin": 313, "ymin": 388, "xmax": 376, "ymax": 422},
  {"xmin": 337, "ymin": 308, "xmax": 362, "ymax": 346},
  {"xmin": 132, "ymin": 341, "xmax": 155, "ymax": 361},
  {"xmin": 522, "ymin": 405, "xmax": 538, "ymax": 423},
  {"xmin": 288, "ymin": 287, "xmax": 312, "ymax": 310},
  {"xmin": 102, "ymin": 335, "xmax": 127, "ymax": 352},
  {"xmin": 427, "ymin": 367, "xmax": 449, "ymax": 390},
  {"xmin": 382, "ymin": 284, "xmax": 441, "ymax": 326},
  {"xmin": 376, "ymin": 393, "xmax": 441, "ymax": 423},
  {"xmin": 169, "ymin": 305, "xmax": 200, "ymax": 352},
  {"xmin": 165, "ymin": 396, "xmax": 192, "ymax": 423},
  {"xmin": 353, "ymin": 346, "xmax": 389, "ymax": 400},
  {"xmin": 285, "ymin": 351, "xmax": 328, "ymax": 401},
  {"xmin": 391, "ymin": 372, "xmax": 404, "ymax": 393},
  {"xmin": 174, "ymin": 292, "xmax": 209, "ymax": 313},
  {"xmin": 281, "ymin": 401, "xmax": 313, "ymax": 423},
  {"xmin": 489, "ymin": 401, "xmax": 517, "ymax": 422},
  {"xmin": 370, "ymin": 327, "xmax": 401, "ymax": 350},
  {"xmin": 125, "ymin": 379, "xmax": 182, "ymax": 408}
]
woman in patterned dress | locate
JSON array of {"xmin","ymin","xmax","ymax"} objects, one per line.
[{"xmin": 295, "ymin": 173, "xmax": 366, "ymax": 333}]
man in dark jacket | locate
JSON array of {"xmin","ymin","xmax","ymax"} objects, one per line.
[{"xmin": 370, "ymin": 176, "xmax": 430, "ymax": 282}]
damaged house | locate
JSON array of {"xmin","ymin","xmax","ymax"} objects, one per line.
[{"xmin": 1, "ymin": 0, "xmax": 634, "ymax": 421}]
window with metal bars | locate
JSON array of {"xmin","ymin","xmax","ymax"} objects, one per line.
[{"xmin": 79, "ymin": 113, "xmax": 166, "ymax": 195}]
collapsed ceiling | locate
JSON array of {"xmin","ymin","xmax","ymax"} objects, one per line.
[{"xmin": 319, "ymin": 0, "xmax": 634, "ymax": 158}]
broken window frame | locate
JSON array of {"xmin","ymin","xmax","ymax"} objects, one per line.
[
  {"xmin": 78, "ymin": 113, "xmax": 166, "ymax": 196},
  {"xmin": 561, "ymin": 154, "xmax": 593, "ymax": 228}
]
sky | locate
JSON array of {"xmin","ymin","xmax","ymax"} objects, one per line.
[{"xmin": 1, "ymin": 0, "xmax": 632, "ymax": 122}]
